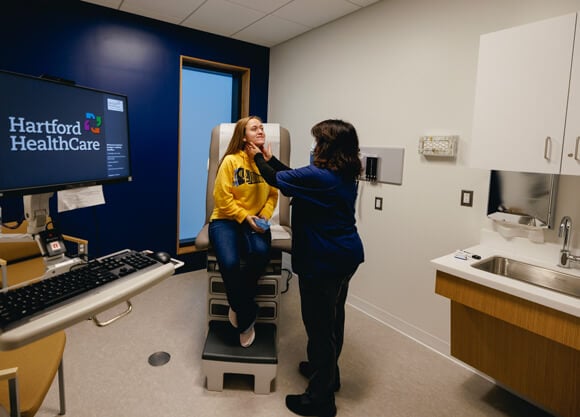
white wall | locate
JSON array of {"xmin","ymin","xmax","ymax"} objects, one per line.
[{"xmin": 268, "ymin": 0, "xmax": 580, "ymax": 355}]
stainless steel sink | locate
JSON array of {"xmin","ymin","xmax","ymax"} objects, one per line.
[{"xmin": 471, "ymin": 256, "xmax": 580, "ymax": 298}]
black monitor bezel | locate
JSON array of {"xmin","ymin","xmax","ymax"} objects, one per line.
[{"xmin": 0, "ymin": 69, "xmax": 133, "ymax": 197}]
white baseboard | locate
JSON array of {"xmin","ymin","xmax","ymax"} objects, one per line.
[
  {"xmin": 347, "ymin": 295, "xmax": 499, "ymax": 379},
  {"xmin": 347, "ymin": 294, "xmax": 451, "ymax": 359}
]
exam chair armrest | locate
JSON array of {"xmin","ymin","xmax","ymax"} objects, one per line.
[{"xmin": 194, "ymin": 224, "xmax": 210, "ymax": 251}]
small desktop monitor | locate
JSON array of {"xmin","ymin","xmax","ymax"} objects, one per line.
[{"xmin": 0, "ymin": 70, "xmax": 133, "ymax": 234}]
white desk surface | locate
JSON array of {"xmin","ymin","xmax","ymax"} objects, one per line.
[{"xmin": 0, "ymin": 252, "xmax": 178, "ymax": 350}]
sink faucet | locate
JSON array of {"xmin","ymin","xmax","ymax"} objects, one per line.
[{"xmin": 558, "ymin": 216, "xmax": 580, "ymax": 267}]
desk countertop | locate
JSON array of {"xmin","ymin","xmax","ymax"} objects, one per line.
[{"xmin": 0, "ymin": 252, "xmax": 177, "ymax": 350}]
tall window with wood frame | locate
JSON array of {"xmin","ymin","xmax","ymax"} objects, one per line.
[{"xmin": 177, "ymin": 57, "xmax": 250, "ymax": 254}]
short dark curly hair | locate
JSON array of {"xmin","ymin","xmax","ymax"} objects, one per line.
[{"xmin": 311, "ymin": 119, "xmax": 362, "ymax": 180}]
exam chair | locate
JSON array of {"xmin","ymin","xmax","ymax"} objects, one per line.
[
  {"xmin": 195, "ymin": 122, "xmax": 291, "ymax": 394},
  {"xmin": 193, "ymin": 123, "xmax": 292, "ymax": 253}
]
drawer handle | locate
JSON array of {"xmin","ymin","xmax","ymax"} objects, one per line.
[
  {"xmin": 91, "ymin": 300, "xmax": 133, "ymax": 327},
  {"xmin": 544, "ymin": 136, "xmax": 552, "ymax": 160}
]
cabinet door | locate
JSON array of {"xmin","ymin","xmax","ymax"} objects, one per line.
[
  {"xmin": 562, "ymin": 16, "xmax": 580, "ymax": 175},
  {"xmin": 470, "ymin": 13, "xmax": 576, "ymax": 174}
]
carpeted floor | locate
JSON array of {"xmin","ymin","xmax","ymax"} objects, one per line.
[{"xmin": 36, "ymin": 270, "xmax": 554, "ymax": 417}]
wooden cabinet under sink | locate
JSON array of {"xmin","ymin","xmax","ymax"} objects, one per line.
[{"xmin": 435, "ymin": 270, "xmax": 579, "ymax": 417}]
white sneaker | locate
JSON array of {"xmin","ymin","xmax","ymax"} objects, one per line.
[
  {"xmin": 240, "ymin": 326, "xmax": 255, "ymax": 348},
  {"xmin": 228, "ymin": 307, "xmax": 238, "ymax": 328}
]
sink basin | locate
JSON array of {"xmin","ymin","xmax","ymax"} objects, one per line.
[{"xmin": 471, "ymin": 256, "xmax": 580, "ymax": 298}]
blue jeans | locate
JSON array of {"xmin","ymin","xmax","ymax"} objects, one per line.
[{"xmin": 208, "ymin": 219, "xmax": 271, "ymax": 332}]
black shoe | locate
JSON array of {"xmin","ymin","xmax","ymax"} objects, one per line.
[
  {"xmin": 285, "ymin": 393, "xmax": 336, "ymax": 417},
  {"xmin": 298, "ymin": 362, "xmax": 341, "ymax": 392}
]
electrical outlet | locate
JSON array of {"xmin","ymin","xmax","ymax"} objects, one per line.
[{"xmin": 461, "ymin": 190, "xmax": 473, "ymax": 207}]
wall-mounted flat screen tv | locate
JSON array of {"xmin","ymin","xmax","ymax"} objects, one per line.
[{"xmin": 0, "ymin": 70, "xmax": 132, "ymax": 197}]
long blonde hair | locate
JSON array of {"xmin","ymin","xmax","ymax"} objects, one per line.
[{"xmin": 218, "ymin": 116, "xmax": 262, "ymax": 167}]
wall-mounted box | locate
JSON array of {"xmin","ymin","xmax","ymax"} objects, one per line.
[
  {"xmin": 360, "ymin": 146, "xmax": 405, "ymax": 185},
  {"xmin": 418, "ymin": 136, "xmax": 458, "ymax": 157}
]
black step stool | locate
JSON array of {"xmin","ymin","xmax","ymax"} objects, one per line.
[{"xmin": 201, "ymin": 320, "xmax": 277, "ymax": 394}]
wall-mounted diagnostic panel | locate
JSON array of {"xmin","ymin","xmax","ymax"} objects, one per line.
[{"xmin": 360, "ymin": 147, "xmax": 405, "ymax": 185}]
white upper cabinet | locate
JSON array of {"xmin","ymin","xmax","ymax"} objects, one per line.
[
  {"xmin": 470, "ymin": 13, "xmax": 577, "ymax": 174},
  {"xmin": 562, "ymin": 16, "xmax": 580, "ymax": 175}
]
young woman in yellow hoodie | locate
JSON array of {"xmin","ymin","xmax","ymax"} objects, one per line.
[{"xmin": 208, "ymin": 116, "xmax": 278, "ymax": 347}]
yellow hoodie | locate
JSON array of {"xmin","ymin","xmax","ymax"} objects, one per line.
[{"xmin": 210, "ymin": 150, "xmax": 278, "ymax": 223}]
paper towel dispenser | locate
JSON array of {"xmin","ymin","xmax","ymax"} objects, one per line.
[{"xmin": 487, "ymin": 170, "xmax": 558, "ymax": 228}]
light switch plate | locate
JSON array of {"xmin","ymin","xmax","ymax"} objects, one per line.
[{"xmin": 461, "ymin": 190, "xmax": 473, "ymax": 207}]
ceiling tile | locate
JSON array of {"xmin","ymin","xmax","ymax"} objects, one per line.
[
  {"xmin": 347, "ymin": 0, "xmax": 380, "ymax": 6},
  {"xmin": 233, "ymin": 14, "xmax": 310, "ymax": 47},
  {"xmin": 81, "ymin": 0, "xmax": 381, "ymax": 47},
  {"xmin": 274, "ymin": 0, "xmax": 360, "ymax": 28},
  {"xmin": 121, "ymin": 0, "xmax": 205, "ymax": 24},
  {"xmin": 181, "ymin": 0, "xmax": 265, "ymax": 36},
  {"xmin": 226, "ymin": 0, "xmax": 291, "ymax": 14}
]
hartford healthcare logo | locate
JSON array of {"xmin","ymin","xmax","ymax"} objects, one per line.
[
  {"xmin": 8, "ymin": 113, "xmax": 103, "ymax": 151},
  {"xmin": 84, "ymin": 112, "xmax": 101, "ymax": 134}
]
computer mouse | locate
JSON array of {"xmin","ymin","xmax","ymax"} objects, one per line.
[{"xmin": 150, "ymin": 251, "xmax": 171, "ymax": 264}]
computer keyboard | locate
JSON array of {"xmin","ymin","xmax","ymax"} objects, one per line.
[{"xmin": 0, "ymin": 250, "xmax": 160, "ymax": 330}]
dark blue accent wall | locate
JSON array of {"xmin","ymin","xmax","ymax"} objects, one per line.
[{"xmin": 0, "ymin": 0, "xmax": 270, "ymax": 257}]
